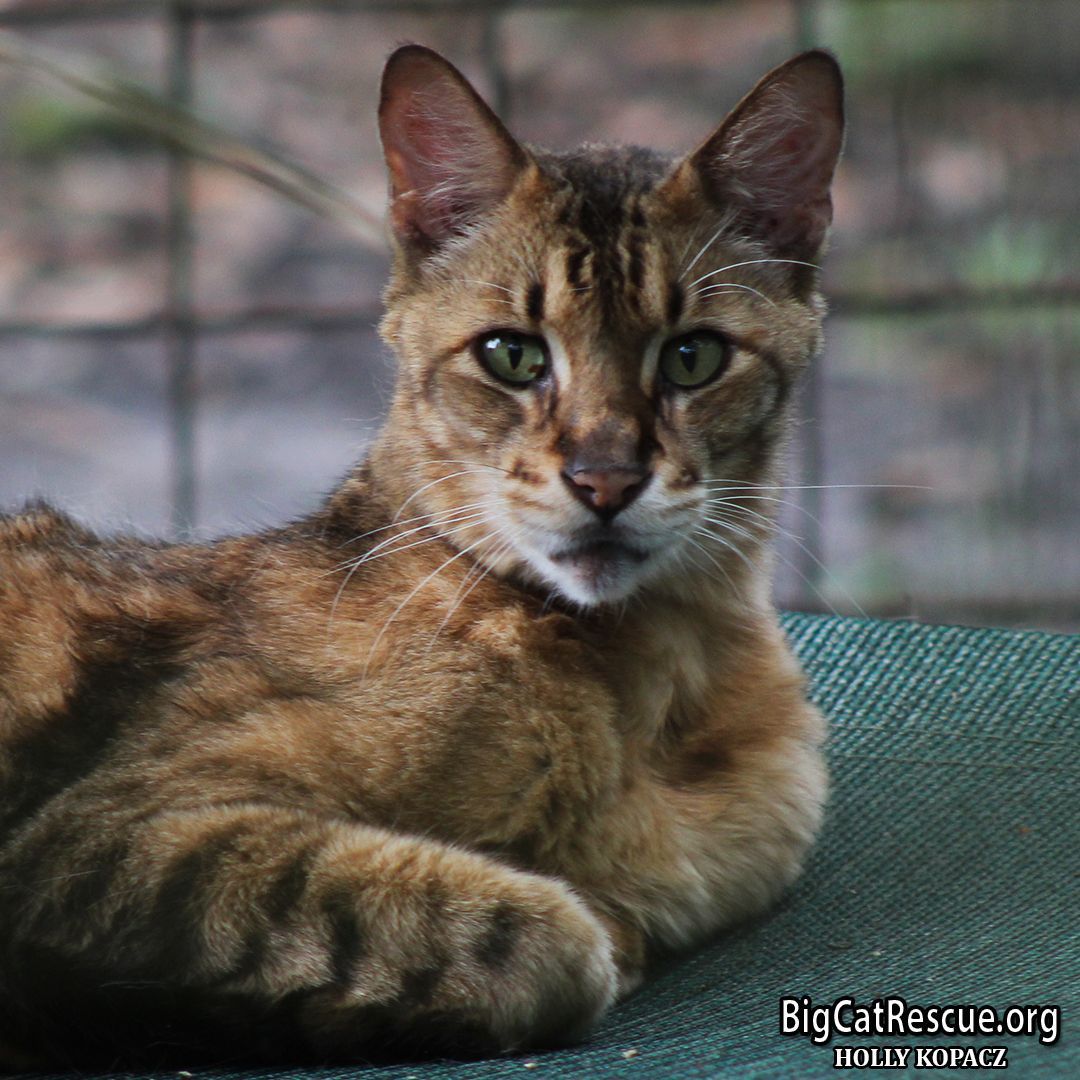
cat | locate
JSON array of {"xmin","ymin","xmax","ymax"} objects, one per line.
[{"xmin": 0, "ymin": 43, "xmax": 843, "ymax": 1067}]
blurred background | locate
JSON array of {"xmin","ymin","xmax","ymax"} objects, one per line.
[{"xmin": 0, "ymin": 0, "xmax": 1076, "ymax": 631}]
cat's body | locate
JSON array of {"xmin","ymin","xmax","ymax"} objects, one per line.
[{"xmin": 0, "ymin": 46, "xmax": 843, "ymax": 1066}]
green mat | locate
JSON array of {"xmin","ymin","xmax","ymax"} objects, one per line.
[{"xmin": 20, "ymin": 614, "xmax": 1078, "ymax": 1079}]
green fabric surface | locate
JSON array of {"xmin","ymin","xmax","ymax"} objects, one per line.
[{"xmin": 20, "ymin": 613, "xmax": 1078, "ymax": 1079}]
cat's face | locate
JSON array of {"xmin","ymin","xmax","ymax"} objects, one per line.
[{"xmin": 377, "ymin": 47, "xmax": 843, "ymax": 608}]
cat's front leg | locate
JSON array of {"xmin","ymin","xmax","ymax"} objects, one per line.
[
  {"xmin": 1, "ymin": 803, "xmax": 616, "ymax": 1063},
  {"xmin": 652, "ymin": 716, "xmax": 829, "ymax": 942},
  {"xmin": 566, "ymin": 703, "xmax": 828, "ymax": 961}
]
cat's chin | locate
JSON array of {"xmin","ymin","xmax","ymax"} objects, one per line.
[{"xmin": 526, "ymin": 539, "xmax": 660, "ymax": 608}]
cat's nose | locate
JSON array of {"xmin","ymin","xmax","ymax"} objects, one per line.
[{"xmin": 562, "ymin": 466, "xmax": 652, "ymax": 520}]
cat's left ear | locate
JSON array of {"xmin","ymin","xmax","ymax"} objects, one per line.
[
  {"xmin": 379, "ymin": 45, "xmax": 529, "ymax": 252},
  {"xmin": 675, "ymin": 50, "xmax": 845, "ymax": 259}
]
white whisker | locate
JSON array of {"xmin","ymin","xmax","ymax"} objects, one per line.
[
  {"xmin": 692, "ymin": 282, "xmax": 777, "ymax": 308},
  {"xmin": 704, "ymin": 500, "xmax": 784, "ymax": 534},
  {"xmin": 424, "ymin": 458, "xmax": 511, "ymax": 475},
  {"xmin": 362, "ymin": 525, "xmax": 504, "ymax": 676},
  {"xmin": 683, "ymin": 535, "xmax": 741, "ymax": 596},
  {"xmin": 701, "ymin": 481, "xmax": 934, "ymax": 493},
  {"xmin": 707, "ymin": 495, "xmax": 826, "ymax": 546},
  {"xmin": 336, "ymin": 510, "xmax": 490, "ymax": 576},
  {"xmin": 700, "ymin": 514, "xmax": 868, "ymax": 620},
  {"xmin": 331, "ymin": 499, "xmax": 491, "ymax": 555},
  {"xmin": 328, "ymin": 503, "xmax": 490, "ymax": 573},
  {"xmin": 539, "ymin": 587, "xmax": 561, "ymax": 616},
  {"xmin": 462, "ymin": 279, "xmax": 514, "ymax": 296},
  {"xmin": 686, "ymin": 288, "xmax": 753, "ymax": 305},
  {"xmin": 679, "ymin": 222, "xmax": 727, "ymax": 281},
  {"xmin": 674, "ymin": 221, "xmax": 706, "ymax": 275},
  {"xmin": 425, "ymin": 528, "xmax": 521, "ymax": 651},
  {"xmin": 712, "ymin": 506, "xmax": 869, "ymax": 620},
  {"xmin": 686, "ymin": 258, "xmax": 821, "ymax": 290},
  {"xmin": 692, "ymin": 525, "xmax": 760, "ymax": 579},
  {"xmin": 327, "ymin": 510, "xmax": 493, "ymax": 625},
  {"xmin": 394, "ymin": 470, "xmax": 496, "ymax": 522}
]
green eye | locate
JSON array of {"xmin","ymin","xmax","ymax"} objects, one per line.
[
  {"xmin": 474, "ymin": 331, "xmax": 548, "ymax": 386},
  {"xmin": 658, "ymin": 331, "xmax": 731, "ymax": 389}
]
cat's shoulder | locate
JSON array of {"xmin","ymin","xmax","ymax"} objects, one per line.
[{"xmin": 0, "ymin": 499, "xmax": 102, "ymax": 551}]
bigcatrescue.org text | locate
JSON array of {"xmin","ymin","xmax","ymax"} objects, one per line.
[{"xmin": 779, "ymin": 995, "xmax": 1060, "ymax": 1070}]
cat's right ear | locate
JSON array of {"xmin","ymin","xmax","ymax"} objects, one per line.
[{"xmin": 379, "ymin": 45, "xmax": 528, "ymax": 252}]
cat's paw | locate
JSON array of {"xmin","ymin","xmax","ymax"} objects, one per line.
[
  {"xmin": 302, "ymin": 854, "xmax": 618, "ymax": 1058},
  {"xmin": 451, "ymin": 871, "xmax": 618, "ymax": 1051}
]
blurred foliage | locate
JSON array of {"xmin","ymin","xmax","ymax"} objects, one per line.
[
  {"xmin": 962, "ymin": 223, "xmax": 1061, "ymax": 290},
  {"xmin": 819, "ymin": 0, "xmax": 1004, "ymax": 81},
  {"xmin": 4, "ymin": 95, "xmax": 151, "ymax": 160}
]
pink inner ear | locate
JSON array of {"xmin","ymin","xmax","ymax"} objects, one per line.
[
  {"xmin": 694, "ymin": 54, "xmax": 843, "ymax": 257},
  {"xmin": 385, "ymin": 106, "xmax": 458, "ymax": 238},
  {"xmin": 725, "ymin": 98, "xmax": 837, "ymax": 200},
  {"xmin": 764, "ymin": 127, "xmax": 837, "ymax": 205},
  {"xmin": 379, "ymin": 51, "xmax": 525, "ymax": 247}
]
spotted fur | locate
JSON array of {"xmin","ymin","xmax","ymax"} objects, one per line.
[{"xmin": 0, "ymin": 46, "xmax": 843, "ymax": 1066}]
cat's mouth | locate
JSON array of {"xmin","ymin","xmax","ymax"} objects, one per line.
[
  {"xmin": 550, "ymin": 539, "xmax": 649, "ymax": 568},
  {"xmin": 546, "ymin": 537, "xmax": 651, "ymax": 602},
  {"xmin": 514, "ymin": 518, "xmax": 672, "ymax": 606}
]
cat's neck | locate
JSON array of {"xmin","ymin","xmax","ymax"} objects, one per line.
[{"xmin": 316, "ymin": 445, "xmax": 777, "ymax": 742}]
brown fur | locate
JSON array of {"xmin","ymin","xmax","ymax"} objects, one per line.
[{"xmin": 0, "ymin": 46, "xmax": 843, "ymax": 1066}]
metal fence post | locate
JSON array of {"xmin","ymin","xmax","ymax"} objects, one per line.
[
  {"xmin": 793, "ymin": 0, "xmax": 825, "ymax": 606},
  {"xmin": 166, "ymin": 1, "xmax": 198, "ymax": 539}
]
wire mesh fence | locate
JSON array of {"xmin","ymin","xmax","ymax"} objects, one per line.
[{"xmin": 1, "ymin": 0, "xmax": 1077, "ymax": 629}]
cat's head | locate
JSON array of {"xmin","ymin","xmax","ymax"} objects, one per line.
[{"xmin": 375, "ymin": 45, "xmax": 843, "ymax": 608}]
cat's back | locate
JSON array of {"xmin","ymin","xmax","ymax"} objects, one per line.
[
  {"xmin": 0, "ymin": 501, "xmax": 132, "ymax": 724},
  {"xmin": 0, "ymin": 493, "xmax": 592, "ymax": 816},
  {"xmin": 0, "ymin": 502, "xmax": 288, "ymax": 828},
  {"xmin": 0, "ymin": 498, "xmax": 333, "ymax": 680},
  {"xmin": 1, "ymin": 500, "xmax": 226, "ymax": 693}
]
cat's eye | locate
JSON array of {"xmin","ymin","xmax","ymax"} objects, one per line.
[
  {"xmin": 474, "ymin": 331, "xmax": 548, "ymax": 386},
  {"xmin": 658, "ymin": 331, "xmax": 731, "ymax": 389}
]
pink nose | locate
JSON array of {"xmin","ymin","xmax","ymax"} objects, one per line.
[{"xmin": 562, "ymin": 467, "xmax": 651, "ymax": 520}]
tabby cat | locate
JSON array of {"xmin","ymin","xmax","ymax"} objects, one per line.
[{"xmin": 0, "ymin": 44, "xmax": 844, "ymax": 1066}]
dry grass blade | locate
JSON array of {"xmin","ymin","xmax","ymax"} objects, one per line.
[{"xmin": 0, "ymin": 28, "xmax": 386, "ymax": 249}]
